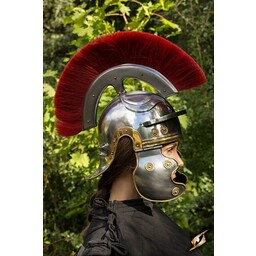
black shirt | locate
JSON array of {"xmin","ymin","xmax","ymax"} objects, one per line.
[{"xmin": 76, "ymin": 198, "xmax": 202, "ymax": 256}]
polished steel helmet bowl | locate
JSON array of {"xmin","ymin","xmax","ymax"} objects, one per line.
[{"xmin": 91, "ymin": 91, "xmax": 187, "ymax": 202}]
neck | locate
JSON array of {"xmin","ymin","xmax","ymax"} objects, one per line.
[{"xmin": 109, "ymin": 170, "xmax": 141, "ymax": 202}]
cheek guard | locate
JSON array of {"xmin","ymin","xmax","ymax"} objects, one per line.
[{"xmin": 134, "ymin": 148, "xmax": 187, "ymax": 202}]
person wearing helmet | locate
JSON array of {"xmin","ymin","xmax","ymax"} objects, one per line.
[{"xmin": 54, "ymin": 31, "xmax": 207, "ymax": 255}]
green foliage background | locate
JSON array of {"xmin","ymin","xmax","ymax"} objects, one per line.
[{"xmin": 43, "ymin": 0, "xmax": 213, "ymax": 255}]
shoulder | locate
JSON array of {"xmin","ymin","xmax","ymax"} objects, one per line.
[{"xmin": 80, "ymin": 198, "xmax": 128, "ymax": 256}]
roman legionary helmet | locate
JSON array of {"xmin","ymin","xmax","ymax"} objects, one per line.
[{"xmin": 54, "ymin": 31, "xmax": 206, "ymax": 202}]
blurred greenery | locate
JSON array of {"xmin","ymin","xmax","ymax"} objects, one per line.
[{"xmin": 43, "ymin": 0, "xmax": 213, "ymax": 255}]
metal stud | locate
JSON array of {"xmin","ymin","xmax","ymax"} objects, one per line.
[
  {"xmin": 163, "ymin": 160, "xmax": 173, "ymax": 169},
  {"xmin": 160, "ymin": 125, "xmax": 168, "ymax": 135},
  {"xmin": 151, "ymin": 128, "xmax": 159, "ymax": 137},
  {"xmin": 171, "ymin": 187, "xmax": 180, "ymax": 196},
  {"xmin": 145, "ymin": 162, "xmax": 154, "ymax": 171}
]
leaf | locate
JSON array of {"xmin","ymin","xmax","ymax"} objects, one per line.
[
  {"xmin": 161, "ymin": 17, "xmax": 181, "ymax": 32},
  {"xmin": 104, "ymin": 0, "xmax": 115, "ymax": 5},
  {"xmin": 70, "ymin": 151, "xmax": 89, "ymax": 168},
  {"xmin": 44, "ymin": 112, "xmax": 50, "ymax": 123},
  {"xmin": 160, "ymin": 0, "xmax": 175, "ymax": 11},
  {"xmin": 43, "ymin": 83, "xmax": 55, "ymax": 97},
  {"xmin": 73, "ymin": 27, "xmax": 87, "ymax": 37},
  {"xmin": 120, "ymin": 4, "xmax": 131, "ymax": 15},
  {"xmin": 63, "ymin": 15, "xmax": 73, "ymax": 25},
  {"xmin": 182, "ymin": 166, "xmax": 193, "ymax": 175},
  {"xmin": 84, "ymin": 26, "xmax": 94, "ymax": 37},
  {"xmin": 43, "ymin": 70, "xmax": 58, "ymax": 78},
  {"xmin": 179, "ymin": 114, "xmax": 188, "ymax": 130},
  {"xmin": 73, "ymin": 7, "xmax": 85, "ymax": 13}
]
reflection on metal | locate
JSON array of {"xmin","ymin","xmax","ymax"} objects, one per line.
[{"xmin": 189, "ymin": 230, "xmax": 208, "ymax": 251}]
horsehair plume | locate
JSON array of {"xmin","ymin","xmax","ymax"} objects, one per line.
[{"xmin": 54, "ymin": 31, "xmax": 207, "ymax": 136}]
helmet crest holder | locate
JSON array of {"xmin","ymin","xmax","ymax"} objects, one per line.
[
  {"xmin": 54, "ymin": 31, "xmax": 206, "ymax": 137},
  {"xmin": 83, "ymin": 64, "xmax": 178, "ymax": 130}
]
